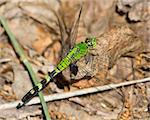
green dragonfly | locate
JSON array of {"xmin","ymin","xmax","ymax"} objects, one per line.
[{"xmin": 17, "ymin": 7, "xmax": 97, "ymax": 109}]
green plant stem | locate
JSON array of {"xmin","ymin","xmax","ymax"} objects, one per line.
[{"xmin": 0, "ymin": 16, "xmax": 51, "ymax": 120}]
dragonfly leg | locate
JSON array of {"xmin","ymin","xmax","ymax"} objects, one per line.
[{"xmin": 70, "ymin": 63, "xmax": 78, "ymax": 76}]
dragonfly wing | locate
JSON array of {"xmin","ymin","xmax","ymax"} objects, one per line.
[
  {"xmin": 71, "ymin": 54, "xmax": 98, "ymax": 80},
  {"xmin": 68, "ymin": 6, "xmax": 82, "ymax": 78},
  {"xmin": 59, "ymin": 6, "xmax": 82, "ymax": 81},
  {"xmin": 69, "ymin": 6, "xmax": 82, "ymax": 48},
  {"xmin": 54, "ymin": 8, "xmax": 70, "ymax": 58}
]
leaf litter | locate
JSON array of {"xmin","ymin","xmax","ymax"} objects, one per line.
[{"xmin": 0, "ymin": 0, "xmax": 150, "ymax": 119}]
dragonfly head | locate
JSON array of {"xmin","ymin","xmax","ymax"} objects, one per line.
[{"xmin": 85, "ymin": 37, "xmax": 96, "ymax": 48}]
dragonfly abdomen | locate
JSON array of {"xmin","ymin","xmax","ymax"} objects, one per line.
[{"xmin": 55, "ymin": 56, "xmax": 72, "ymax": 72}]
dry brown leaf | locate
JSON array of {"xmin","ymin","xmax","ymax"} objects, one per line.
[
  {"xmin": 44, "ymin": 41, "xmax": 61, "ymax": 64},
  {"xmin": 32, "ymin": 26, "xmax": 52, "ymax": 54},
  {"xmin": 72, "ymin": 79, "xmax": 96, "ymax": 89},
  {"xmin": 0, "ymin": 107, "xmax": 41, "ymax": 120},
  {"xmin": 0, "ymin": 84, "xmax": 16, "ymax": 101},
  {"xmin": 19, "ymin": 1, "xmax": 59, "ymax": 32},
  {"xmin": 0, "ymin": 42, "xmax": 5, "ymax": 49},
  {"xmin": 12, "ymin": 64, "xmax": 32, "ymax": 99}
]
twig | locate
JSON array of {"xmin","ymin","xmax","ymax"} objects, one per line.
[
  {"xmin": 0, "ymin": 16, "xmax": 51, "ymax": 120},
  {"xmin": 0, "ymin": 77, "xmax": 149, "ymax": 110}
]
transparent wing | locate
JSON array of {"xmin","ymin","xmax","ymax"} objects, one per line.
[
  {"xmin": 69, "ymin": 6, "xmax": 82, "ymax": 48},
  {"xmin": 52, "ymin": 5, "xmax": 84, "ymax": 81},
  {"xmin": 69, "ymin": 6, "xmax": 83, "ymax": 76},
  {"xmin": 54, "ymin": 5, "xmax": 82, "ymax": 58},
  {"xmin": 53, "ymin": 9, "xmax": 69, "ymax": 58},
  {"xmin": 71, "ymin": 54, "xmax": 97, "ymax": 80}
]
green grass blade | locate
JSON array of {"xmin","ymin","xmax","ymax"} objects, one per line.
[{"xmin": 0, "ymin": 16, "xmax": 51, "ymax": 120}]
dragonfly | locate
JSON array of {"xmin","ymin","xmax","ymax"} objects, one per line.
[{"xmin": 17, "ymin": 6, "xmax": 97, "ymax": 109}]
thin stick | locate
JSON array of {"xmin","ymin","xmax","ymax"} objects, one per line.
[
  {"xmin": 0, "ymin": 77, "xmax": 149, "ymax": 110},
  {"xmin": 0, "ymin": 16, "xmax": 51, "ymax": 120}
]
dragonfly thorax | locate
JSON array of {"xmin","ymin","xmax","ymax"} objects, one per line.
[{"xmin": 85, "ymin": 37, "xmax": 96, "ymax": 49}]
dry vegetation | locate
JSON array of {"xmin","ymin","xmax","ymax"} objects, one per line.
[{"xmin": 0, "ymin": 0, "xmax": 150, "ymax": 120}]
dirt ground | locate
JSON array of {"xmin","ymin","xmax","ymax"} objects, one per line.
[{"xmin": 0, "ymin": 0, "xmax": 150, "ymax": 120}]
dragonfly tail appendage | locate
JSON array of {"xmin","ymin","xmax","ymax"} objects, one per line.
[
  {"xmin": 16, "ymin": 85, "xmax": 40, "ymax": 109},
  {"xmin": 16, "ymin": 77, "xmax": 53, "ymax": 109},
  {"xmin": 16, "ymin": 70, "xmax": 57, "ymax": 109}
]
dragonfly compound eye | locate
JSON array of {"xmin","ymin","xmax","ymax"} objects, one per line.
[
  {"xmin": 85, "ymin": 37, "xmax": 96, "ymax": 48},
  {"xmin": 91, "ymin": 38, "xmax": 96, "ymax": 48},
  {"xmin": 85, "ymin": 38, "xmax": 90, "ymax": 43}
]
